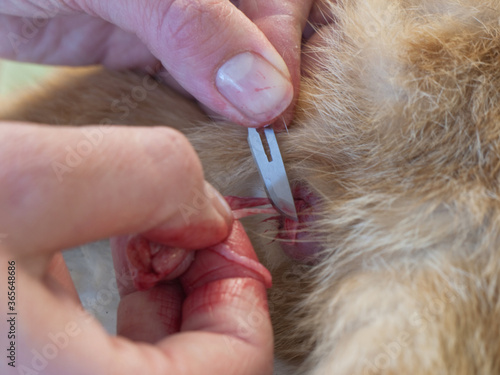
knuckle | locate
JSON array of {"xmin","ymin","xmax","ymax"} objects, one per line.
[
  {"xmin": 158, "ymin": 0, "xmax": 227, "ymax": 50},
  {"xmin": 161, "ymin": 0, "xmax": 205, "ymax": 43}
]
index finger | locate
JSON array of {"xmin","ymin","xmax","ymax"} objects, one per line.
[
  {"xmin": 0, "ymin": 123, "xmax": 232, "ymax": 258},
  {"xmin": 110, "ymin": 221, "xmax": 274, "ymax": 374},
  {"xmin": 8, "ymin": 271, "xmax": 273, "ymax": 375}
]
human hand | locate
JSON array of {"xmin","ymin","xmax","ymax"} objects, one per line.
[
  {"xmin": 0, "ymin": 0, "xmax": 320, "ymax": 127},
  {"xmin": 0, "ymin": 123, "xmax": 273, "ymax": 374}
]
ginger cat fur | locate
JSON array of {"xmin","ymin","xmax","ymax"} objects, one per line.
[{"xmin": 3, "ymin": 0, "xmax": 500, "ymax": 373}]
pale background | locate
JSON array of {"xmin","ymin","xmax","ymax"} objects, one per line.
[{"xmin": 0, "ymin": 60, "xmax": 56, "ymax": 98}]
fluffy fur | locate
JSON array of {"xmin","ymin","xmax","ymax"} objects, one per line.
[{"xmin": 4, "ymin": 0, "xmax": 500, "ymax": 373}]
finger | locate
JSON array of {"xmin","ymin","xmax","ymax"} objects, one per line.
[
  {"xmin": 239, "ymin": 0, "xmax": 315, "ymax": 129},
  {"xmin": 1, "ymin": 0, "xmax": 293, "ymax": 126},
  {"xmin": 111, "ymin": 217, "xmax": 272, "ymax": 348},
  {"xmin": 111, "ymin": 236, "xmax": 184, "ymax": 342},
  {"xmin": 8, "ymin": 224, "xmax": 273, "ymax": 374},
  {"xmin": 117, "ymin": 282, "xmax": 184, "ymax": 342},
  {"xmin": 112, "ymin": 236, "xmax": 138, "ymax": 297},
  {"xmin": 44, "ymin": 252, "xmax": 81, "ymax": 304},
  {"xmin": 66, "ymin": 0, "xmax": 294, "ymax": 127},
  {"xmin": 161, "ymin": 279, "xmax": 273, "ymax": 375},
  {"xmin": 171, "ymin": 220, "xmax": 274, "ymax": 374},
  {"xmin": 0, "ymin": 13, "xmax": 157, "ymax": 68},
  {"xmin": 116, "ymin": 220, "xmax": 273, "ymax": 372},
  {"xmin": 0, "ymin": 123, "xmax": 233, "ymax": 259}
]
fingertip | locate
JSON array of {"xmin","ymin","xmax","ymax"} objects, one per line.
[
  {"xmin": 121, "ymin": 0, "xmax": 294, "ymax": 127},
  {"xmin": 215, "ymin": 51, "xmax": 293, "ymax": 127},
  {"xmin": 143, "ymin": 182, "xmax": 233, "ymax": 250},
  {"xmin": 111, "ymin": 236, "xmax": 136, "ymax": 297},
  {"xmin": 204, "ymin": 182, "xmax": 234, "ymax": 228}
]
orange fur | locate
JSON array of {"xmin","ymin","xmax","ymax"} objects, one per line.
[{"xmin": 4, "ymin": 0, "xmax": 500, "ymax": 373}]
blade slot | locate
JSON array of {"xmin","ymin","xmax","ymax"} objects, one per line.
[
  {"xmin": 247, "ymin": 127, "xmax": 299, "ymax": 221},
  {"xmin": 257, "ymin": 128, "xmax": 273, "ymax": 162}
]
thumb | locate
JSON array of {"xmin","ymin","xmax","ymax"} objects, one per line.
[{"xmin": 73, "ymin": 0, "xmax": 294, "ymax": 127}]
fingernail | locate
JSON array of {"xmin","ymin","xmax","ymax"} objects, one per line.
[
  {"xmin": 216, "ymin": 52, "xmax": 293, "ymax": 125},
  {"xmin": 204, "ymin": 182, "xmax": 233, "ymax": 223}
]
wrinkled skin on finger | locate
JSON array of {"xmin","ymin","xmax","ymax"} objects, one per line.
[{"xmin": 0, "ymin": 123, "xmax": 272, "ymax": 374}]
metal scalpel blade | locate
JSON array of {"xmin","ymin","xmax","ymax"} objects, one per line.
[{"xmin": 247, "ymin": 126, "xmax": 298, "ymax": 221}]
